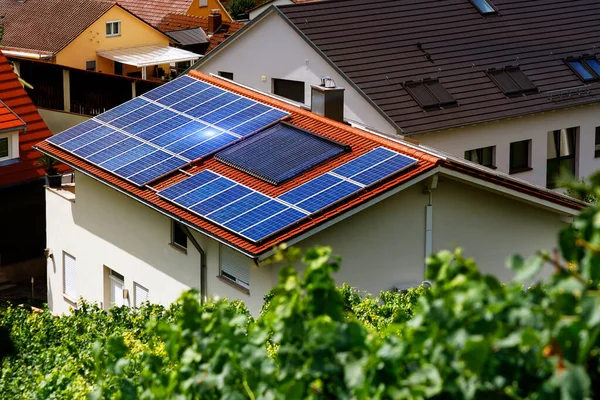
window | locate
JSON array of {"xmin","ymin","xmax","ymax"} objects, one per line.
[
  {"xmin": 272, "ymin": 78, "xmax": 305, "ymax": 103},
  {"xmin": 0, "ymin": 132, "xmax": 18, "ymax": 162},
  {"xmin": 106, "ymin": 21, "xmax": 121, "ymax": 37},
  {"xmin": 218, "ymin": 71, "xmax": 234, "ymax": 80},
  {"xmin": 0, "ymin": 137, "xmax": 8, "ymax": 160},
  {"xmin": 595, "ymin": 127, "xmax": 600, "ymax": 158},
  {"xmin": 63, "ymin": 252, "xmax": 77, "ymax": 301},
  {"xmin": 199, "ymin": 0, "xmax": 208, "ymax": 6},
  {"xmin": 85, "ymin": 60, "xmax": 96, "ymax": 72},
  {"xmin": 171, "ymin": 220, "xmax": 187, "ymax": 250},
  {"xmin": 509, "ymin": 139, "xmax": 531, "ymax": 174},
  {"xmin": 566, "ymin": 56, "xmax": 600, "ymax": 82},
  {"xmin": 134, "ymin": 282, "xmax": 149, "ymax": 308},
  {"xmin": 404, "ymin": 79, "xmax": 457, "ymax": 110},
  {"xmin": 470, "ymin": 0, "xmax": 497, "ymax": 15},
  {"xmin": 464, "ymin": 145, "xmax": 495, "ymax": 168},
  {"xmin": 487, "ymin": 67, "xmax": 537, "ymax": 96},
  {"xmin": 547, "ymin": 127, "xmax": 577, "ymax": 188},
  {"xmin": 219, "ymin": 244, "xmax": 250, "ymax": 290}
]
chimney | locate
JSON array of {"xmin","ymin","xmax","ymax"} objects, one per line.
[
  {"xmin": 311, "ymin": 76, "xmax": 345, "ymax": 123},
  {"xmin": 208, "ymin": 9, "xmax": 222, "ymax": 35}
]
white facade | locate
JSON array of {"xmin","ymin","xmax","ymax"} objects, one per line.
[
  {"xmin": 249, "ymin": 1, "xmax": 292, "ymax": 20},
  {"xmin": 46, "ymin": 170, "xmax": 572, "ymax": 316},
  {"xmin": 194, "ymin": 10, "xmax": 600, "ymax": 187}
]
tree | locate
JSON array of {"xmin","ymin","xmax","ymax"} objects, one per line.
[{"xmin": 228, "ymin": 0, "xmax": 255, "ymax": 20}]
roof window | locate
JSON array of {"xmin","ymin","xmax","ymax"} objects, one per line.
[
  {"xmin": 487, "ymin": 66, "xmax": 537, "ymax": 96},
  {"xmin": 566, "ymin": 56, "xmax": 600, "ymax": 82},
  {"xmin": 470, "ymin": 0, "xmax": 497, "ymax": 15},
  {"xmin": 404, "ymin": 79, "xmax": 457, "ymax": 110}
]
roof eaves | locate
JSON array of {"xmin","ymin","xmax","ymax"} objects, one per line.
[{"xmin": 0, "ymin": 98, "xmax": 27, "ymax": 130}]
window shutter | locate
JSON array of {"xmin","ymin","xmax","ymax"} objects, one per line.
[
  {"xmin": 220, "ymin": 245, "xmax": 250, "ymax": 287},
  {"xmin": 134, "ymin": 282, "xmax": 149, "ymax": 308},
  {"xmin": 63, "ymin": 252, "xmax": 77, "ymax": 299}
]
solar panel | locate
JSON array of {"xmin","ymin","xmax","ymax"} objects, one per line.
[
  {"xmin": 488, "ymin": 67, "xmax": 537, "ymax": 96},
  {"xmin": 157, "ymin": 147, "xmax": 417, "ymax": 243},
  {"xmin": 45, "ymin": 74, "xmax": 290, "ymax": 186}
]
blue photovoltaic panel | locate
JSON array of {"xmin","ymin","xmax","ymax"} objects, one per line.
[
  {"xmin": 215, "ymin": 103, "xmax": 271, "ymax": 130},
  {"xmin": 142, "ymin": 75, "xmax": 196, "ymax": 101},
  {"xmin": 156, "ymin": 81, "xmax": 210, "ymax": 106},
  {"xmin": 224, "ymin": 200, "xmax": 287, "ymax": 232},
  {"xmin": 149, "ymin": 120, "xmax": 208, "ymax": 147},
  {"xmin": 351, "ymin": 154, "xmax": 417, "ymax": 186},
  {"xmin": 110, "ymin": 103, "xmax": 163, "ymax": 129},
  {"xmin": 189, "ymin": 185, "xmax": 252, "ymax": 215},
  {"xmin": 278, "ymin": 174, "xmax": 341, "ymax": 204},
  {"xmin": 332, "ymin": 147, "xmax": 396, "ymax": 178},
  {"xmin": 176, "ymin": 177, "xmax": 236, "ymax": 208},
  {"xmin": 87, "ymin": 137, "xmax": 141, "ymax": 164},
  {"xmin": 159, "ymin": 170, "xmax": 219, "ymax": 199},
  {"xmin": 95, "ymin": 97, "xmax": 148, "ymax": 123},
  {"xmin": 60, "ymin": 125, "xmax": 115, "ymax": 151},
  {"xmin": 230, "ymin": 109, "xmax": 289, "ymax": 136},
  {"xmin": 241, "ymin": 208, "xmax": 306, "ymax": 242},
  {"xmin": 296, "ymin": 181, "xmax": 361, "ymax": 213},
  {"xmin": 122, "ymin": 109, "xmax": 178, "ymax": 135},
  {"xmin": 114, "ymin": 150, "xmax": 172, "ymax": 178},
  {"xmin": 72, "ymin": 131, "xmax": 126, "ymax": 158},
  {"xmin": 179, "ymin": 132, "xmax": 238, "ymax": 161},
  {"xmin": 46, "ymin": 119, "xmax": 102, "ymax": 145},
  {"xmin": 128, "ymin": 157, "xmax": 188, "ymax": 186},
  {"xmin": 170, "ymin": 86, "xmax": 225, "ymax": 113},
  {"xmin": 185, "ymin": 92, "xmax": 240, "ymax": 118},
  {"xmin": 207, "ymin": 192, "xmax": 270, "ymax": 224},
  {"xmin": 200, "ymin": 98, "xmax": 255, "ymax": 124},
  {"xmin": 100, "ymin": 143, "xmax": 156, "ymax": 171},
  {"xmin": 136, "ymin": 115, "xmax": 194, "ymax": 141}
]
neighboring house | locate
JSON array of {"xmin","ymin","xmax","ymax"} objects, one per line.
[
  {"xmin": 193, "ymin": 0, "xmax": 600, "ymax": 189},
  {"xmin": 0, "ymin": 0, "xmax": 200, "ymax": 80},
  {"xmin": 247, "ymin": 0, "xmax": 319, "ymax": 20},
  {"xmin": 117, "ymin": 0, "xmax": 233, "ymax": 25},
  {"xmin": 36, "ymin": 72, "xmax": 582, "ymax": 315},
  {"xmin": 0, "ymin": 51, "xmax": 54, "ymax": 265},
  {"xmin": 156, "ymin": 12, "xmax": 244, "ymax": 55}
]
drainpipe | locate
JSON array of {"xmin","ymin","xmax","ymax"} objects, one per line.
[
  {"xmin": 424, "ymin": 175, "xmax": 438, "ymax": 276},
  {"xmin": 179, "ymin": 222, "xmax": 207, "ymax": 304}
]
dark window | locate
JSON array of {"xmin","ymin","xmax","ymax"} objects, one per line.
[
  {"xmin": 171, "ymin": 221, "xmax": 187, "ymax": 250},
  {"xmin": 470, "ymin": 0, "xmax": 497, "ymax": 15},
  {"xmin": 464, "ymin": 146, "xmax": 495, "ymax": 168},
  {"xmin": 114, "ymin": 61, "xmax": 123, "ymax": 76},
  {"xmin": 404, "ymin": 79, "xmax": 457, "ymax": 110},
  {"xmin": 585, "ymin": 58, "xmax": 600, "ymax": 76},
  {"xmin": 0, "ymin": 137, "xmax": 8, "ymax": 158},
  {"xmin": 218, "ymin": 71, "xmax": 234, "ymax": 80},
  {"xmin": 488, "ymin": 67, "xmax": 537, "ymax": 96},
  {"xmin": 565, "ymin": 57, "xmax": 600, "ymax": 82},
  {"xmin": 509, "ymin": 139, "xmax": 531, "ymax": 174},
  {"xmin": 272, "ymin": 78, "xmax": 305, "ymax": 103},
  {"xmin": 595, "ymin": 127, "xmax": 600, "ymax": 158},
  {"xmin": 547, "ymin": 128, "xmax": 577, "ymax": 188},
  {"xmin": 85, "ymin": 60, "xmax": 96, "ymax": 72}
]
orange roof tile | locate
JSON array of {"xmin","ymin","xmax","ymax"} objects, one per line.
[
  {"xmin": 0, "ymin": 100, "xmax": 25, "ymax": 132},
  {"xmin": 0, "ymin": 51, "xmax": 53, "ymax": 187},
  {"xmin": 36, "ymin": 71, "xmax": 583, "ymax": 256}
]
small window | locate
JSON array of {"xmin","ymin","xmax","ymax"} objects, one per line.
[
  {"xmin": 509, "ymin": 139, "xmax": 531, "ymax": 174},
  {"xmin": 404, "ymin": 79, "xmax": 457, "ymax": 110},
  {"xmin": 171, "ymin": 221, "xmax": 187, "ymax": 250},
  {"xmin": 585, "ymin": 58, "xmax": 600, "ymax": 76},
  {"xmin": 218, "ymin": 71, "xmax": 234, "ymax": 80},
  {"xmin": 565, "ymin": 57, "xmax": 600, "ymax": 82},
  {"xmin": 85, "ymin": 60, "xmax": 96, "ymax": 72},
  {"xmin": 470, "ymin": 0, "xmax": 497, "ymax": 15},
  {"xmin": 595, "ymin": 127, "xmax": 600, "ymax": 158},
  {"xmin": 220, "ymin": 244, "xmax": 250, "ymax": 290},
  {"xmin": 106, "ymin": 21, "xmax": 121, "ymax": 37},
  {"xmin": 272, "ymin": 78, "xmax": 305, "ymax": 103},
  {"xmin": 547, "ymin": 128, "xmax": 577, "ymax": 188},
  {"xmin": 464, "ymin": 145, "xmax": 495, "ymax": 168},
  {"xmin": 63, "ymin": 252, "xmax": 77, "ymax": 301},
  {"xmin": 487, "ymin": 67, "xmax": 537, "ymax": 96},
  {"xmin": 199, "ymin": 0, "xmax": 208, "ymax": 6},
  {"xmin": 0, "ymin": 137, "xmax": 8, "ymax": 160},
  {"xmin": 134, "ymin": 282, "xmax": 149, "ymax": 308}
]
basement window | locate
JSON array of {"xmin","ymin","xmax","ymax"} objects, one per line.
[
  {"xmin": 404, "ymin": 79, "xmax": 457, "ymax": 110},
  {"xmin": 470, "ymin": 0, "xmax": 497, "ymax": 15},
  {"xmin": 106, "ymin": 21, "xmax": 121, "ymax": 37},
  {"xmin": 487, "ymin": 67, "xmax": 537, "ymax": 96},
  {"xmin": 171, "ymin": 221, "xmax": 187, "ymax": 251},
  {"xmin": 464, "ymin": 145, "xmax": 495, "ymax": 168}
]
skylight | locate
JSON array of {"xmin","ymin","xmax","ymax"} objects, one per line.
[
  {"xmin": 470, "ymin": 0, "xmax": 497, "ymax": 15},
  {"xmin": 487, "ymin": 67, "xmax": 538, "ymax": 96},
  {"xmin": 404, "ymin": 79, "xmax": 457, "ymax": 110},
  {"xmin": 566, "ymin": 56, "xmax": 600, "ymax": 82}
]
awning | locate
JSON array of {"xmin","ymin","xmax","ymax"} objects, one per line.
[{"xmin": 97, "ymin": 44, "xmax": 201, "ymax": 67}]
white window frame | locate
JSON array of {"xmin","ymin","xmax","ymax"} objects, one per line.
[
  {"xmin": 133, "ymin": 282, "xmax": 149, "ymax": 308},
  {"xmin": 106, "ymin": 20, "xmax": 121, "ymax": 37},
  {"xmin": 219, "ymin": 244, "xmax": 250, "ymax": 290},
  {"xmin": 199, "ymin": 0, "xmax": 208, "ymax": 7},
  {"xmin": 0, "ymin": 131, "xmax": 19, "ymax": 162},
  {"xmin": 62, "ymin": 251, "xmax": 77, "ymax": 303}
]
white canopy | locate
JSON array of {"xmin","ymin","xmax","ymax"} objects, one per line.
[{"xmin": 97, "ymin": 44, "xmax": 201, "ymax": 68}]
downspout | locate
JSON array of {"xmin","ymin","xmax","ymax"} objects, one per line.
[
  {"xmin": 179, "ymin": 222, "xmax": 207, "ymax": 304},
  {"xmin": 424, "ymin": 175, "xmax": 438, "ymax": 276}
]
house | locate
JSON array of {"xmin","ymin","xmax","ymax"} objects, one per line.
[
  {"xmin": 0, "ymin": 51, "xmax": 55, "ymax": 266},
  {"xmin": 192, "ymin": 0, "xmax": 600, "ymax": 190},
  {"xmin": 35, "ymin": 72, "xmax": 583, "ymax": 315},
  {"xmin": 117, "ymin": 0, "xmax": 233, "ymax": 25},
  {"xmin": 0, "ymin": 0, "xmax": 200, "ymax": 80},
  {"xmin": 156, "ymin": 12, "xmax": 244, "ymax": 56}
]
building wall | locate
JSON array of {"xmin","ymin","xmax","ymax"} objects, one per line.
[
  {"xmin": 414, "ymin": 104, "xmax": 600, "ymax": 188},
  {"xmin": 56, "ymin": 6, "xmax": 171, "ymax": 75},
  {"xmin": 187, "ymin": 0, "xmax": 232, "ymax": 22},
  {"xmin": 38, "ymin": 109, "xmax": 91, "ymax": 135},
  {"xmin": 196, "ymin": 11, "xmax": 398, "ymax": 135},
  {"xmin": 249, "ymin": 1, "xmax": 292, "ymax": 20}
]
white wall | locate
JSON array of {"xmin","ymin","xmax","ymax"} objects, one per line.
[
  {"xmin": 197, "ymin": 11, "xmax": 398, "ymax": 135},
  {"xmin": 414, "ymin": 104, "xmax": 600, "ymax": 188},
  {"xmin": 249, "ymin": 1, "xmax": 292, "ymax": 20}
]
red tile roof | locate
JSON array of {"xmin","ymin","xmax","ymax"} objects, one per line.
[
  {"xmin": 36, "ymin": 71, "xmax": 583, "ymax": 256},
  {"xmin": 0, "ymin": 51, "xmax": 53, "ymax": 187},
  {"xmin": 0, "ymin": 100, "xmax": 25, "ymax": 132},
  {"xmin": 157, "ymin": 13, "xmax": 244, "ymax": 54},
  {"xmin": 117, "ymin": 0, "xmax": 194, "ymax": 27}
]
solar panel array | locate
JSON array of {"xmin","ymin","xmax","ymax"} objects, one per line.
[
  {"xmin": 46, "ymin": 75, "xmax": 289, "ymax": 186},
  {"xmin": 158, "ymin": 147, "xmax": 417, "ymax": 242}
]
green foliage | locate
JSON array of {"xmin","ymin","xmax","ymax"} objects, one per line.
[{"xmin": 227, "ymin": 0, "xmax": 255, "ymax": 20}]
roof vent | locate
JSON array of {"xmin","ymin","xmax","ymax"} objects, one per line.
[
  {"xmin": 311, "ymin": 77, "xmax": 345, "ymax": 122},
  {"xmin": 320, "ymin": 76, "xmax": 337, "ymax": 88}
]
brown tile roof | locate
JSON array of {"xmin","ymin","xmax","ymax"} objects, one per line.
[
  {"xmin": 0, "ymin": 51, "xmax": 53, "ymax": 186},
  {"xmin": 278, "ymin": 0, "xmax": 600, "ymax": 135},
  {"xmin": 0, "ymin": 0, "xmax": 115, "ymax": 55},
  {"xmin": 36, "ymin": 72, "xmax": 583, "ymax": 256},
  {"xmin": 116, "ymin": 0, "xmax": 194, "ymax": 27},
  {"xmin": 157, "ymin": 13, "xmax": 244, "ymax": 53}
]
